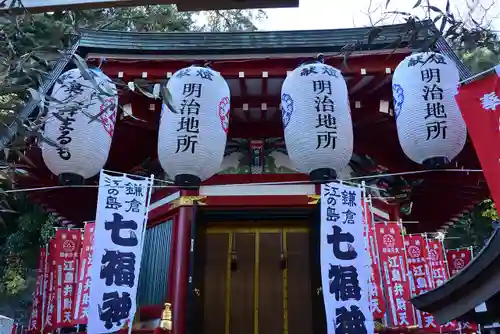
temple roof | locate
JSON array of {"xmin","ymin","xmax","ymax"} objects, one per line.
[
  {"xmin": 11, "ymin": 22, "xmax": 488, "ymax": 231},
  {"xmin": 411, "ymin": 229, "xmax": 500, "ymax": 324},
  {"xmin": 78, "ymin": 22, "xmax": 428, "ymax": 55}
]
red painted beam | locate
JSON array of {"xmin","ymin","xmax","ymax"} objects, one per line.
[
  {"xmin": 122, "ymin": 94, "xmax": 384, "ymax": 119},
  {"xmin": 228, "ymin": 120, "xmax": 283, "ymax": 138},
  {"xmin": 202, "ymin": 173, "xmax": 310, "ymax": 185},
  {"xmin": 98, "ymin": 54, "xmax": 406, "ymax": 80},
  {"xmin": 201, "ymin": 195, "xmax": 313, "ymax": 207}
]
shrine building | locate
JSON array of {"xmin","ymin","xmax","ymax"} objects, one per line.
[{"xmin": 14, "ymin": 22, "xmax": 490, "ymax": 333}]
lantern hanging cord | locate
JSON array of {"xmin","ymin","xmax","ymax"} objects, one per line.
[
  {"xmin": 459, "ymin": 64, "xmax": 500, "ymax": 85},
  {"xmin": 5, "ymin": 168, "xmax": 484, "ymax": 194}
]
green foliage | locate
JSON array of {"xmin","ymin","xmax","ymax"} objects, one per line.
[
  {"xmin": 2, "ymin": 259, "xmax": 27, "ymax": 295},
  {"xmin": 459, "ymin": 47, "xmax": 500, "ymax": 74},
  {"xmin": 199, "ymin": 9, "xmax": 267, "ymax": 32},
  {"xmin": 71, "ymin": 5, "xmax": 194, "ymax": 31},
  {"xmin": 445, "ymin": 200, "xmax": 497, "ymax": 252},
  {"xmin": 0, "ymin": 188, "xmax": 54, "ymax": 320},
  {"xmin": 0, "ymin": 191, "xmax": 54, "ymax": 297},
  {"xmin": 480, "ymin": 199, "xmax": 498, "ymax": 221}
]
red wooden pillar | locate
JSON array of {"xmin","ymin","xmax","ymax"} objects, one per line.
[{"xmin": 171, "ymin": 193, "xmax": 193, "ymax": 334}]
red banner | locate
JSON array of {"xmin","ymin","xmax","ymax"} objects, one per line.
[
  {"xmin": 73, "ymin": 223, "xmax": 95, "ymax": 324},
  {"xmin": 426, "ymin": 238, "xmax": 459, "ymax": 332},
  {"xmin": 446, "ymin": 248, "xmax": 472, "ymax": 276},
  {"xmin": 53, "ymin": 229, "xmax": 82, "ymax": 328},
  {"xmin": 455, "ymin": 69, "xmax": 500, "ymax": 210},
  {"xmin": 458, "ymin": 321, "xmax": 479, "ymax": 332},
  {"xmin": 363, "ymin": 202, "xmax": 386, "ymax": 320},
  {"xmin": 28, "ymin": 247, "xmax": 46, "ymax": 332},
  {"xmin": 427, "ymin": 239, "xmax": 448, "ymax": 288},
  {"xmin": 41, "ymin": 242, "xmax": 50, "ymax": 330},
  {"xmin": 44, "ymin": 240, "xmax": 56, "ymax": 332},
  {"xmin": 405, "ymin": 234, "xmax": 437, "ymax": 330},
  {"xmin": 374, "ymin": 222, "xmax": 416, "ymax": 327},
  {"xmin": 444, "ymin": 247, "xmax": 478, "ymax": 332}
]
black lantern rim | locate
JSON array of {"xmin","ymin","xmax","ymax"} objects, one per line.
[
  {"xmin": 309, "ymin": 168, "xmax": 338, "ymax": 184},
  {"xmin": 422, "ymin": 157, "xmax": 451, "ymax": 169},
  {"xmin": 58, "ymin": 173, "xmax": 85, "ymax": 186},
  {"xmin": 174, "ymin": 174, "xmax": 202, "ymax": 189}
]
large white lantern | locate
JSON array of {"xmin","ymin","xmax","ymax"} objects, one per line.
[
  {"xmin": 42, "ymin": 68, "xmax": 118, "ymax": 184},
  {"xmin": 392, "ymin": 52, "xmax": 466, "ymax": 167},
  {"xmin": 157, "ymin": 66, "xmax": 230, "ymax": 186},
  {"xmin": 281, "ymin": 62, "xmax": 353, "ymax": 181}
]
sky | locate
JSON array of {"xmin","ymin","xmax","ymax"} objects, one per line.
[{"xmin": 257, "ymin": 0, "xmax": 500, "ymax": 31}]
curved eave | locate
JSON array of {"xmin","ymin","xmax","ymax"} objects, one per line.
[
  {"xmin": 77, "ymin": 22, "xmax": 429, "ymax": 56},
  {"xmin": 410, "ymin": 228, "xmax": 500, "ymax": 324}
]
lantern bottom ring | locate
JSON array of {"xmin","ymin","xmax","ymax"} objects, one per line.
[
  {"xmin": 174, "ymin": 173, "xmax": 202, "ymax": 188},
  {"xmin": 422, "ymin": 157, "xmax": 451, "ymax": 169},
  {"xmin": 309, "ymin": 168, "xmax": 337, "ymax": 183},
  {"xmin": 58, "ymin": 173, "xmax": 85, "ymax": 186}
]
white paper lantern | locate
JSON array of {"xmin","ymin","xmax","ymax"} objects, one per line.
[
  {"xmin": 42, "ymin": 68, "xmax": 118, "ymax": 184},
  {"xmin": 157, "ymin": 66, "xmax": 230, "ymax": 186},
  {"xmin": 392, "ymin": 52, "xmax": 466, "ymax": 167},
  {"xmin": 281, "ymin": 62, "xmax": 353, "ymax": 181}
]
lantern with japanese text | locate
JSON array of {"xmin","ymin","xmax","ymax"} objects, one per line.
[
  {"xmin": 281, "ymin": 61, "xmax": 353, "ymax": 181},
  {"xmin": 157, "ymin": 66, "xmax": 231, "ymax": 187},
  {"xmin": 392, "ymin": 52, "xmax": 466, "ymax": 168},
  {"xmin": 42, "ymin": 68, "xmax": 118, "ymax": 185}
]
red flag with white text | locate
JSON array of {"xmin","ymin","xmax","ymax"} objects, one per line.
[
  {"xmin": 426, "ymin": 238, "xmax": 458, "ymax": 332},
  {"xmin": 41, "ymin": 243, "xmax": 50, "ymax": 330},
  {"xmin": 455, "ymin": 67, "xmax": 500, "ymax": 211},
  {"xmin": 28, "ymin": 247, "xmax": 46, "ymax": 332},
  {"xmin": 427, "ymin": 239, "xmax": 448, "ymax": 288},
  {"xmin": 444, "ymin": 247, "xmax": 478, "ymax": 332},
  {"xmin": 374, "ymin": 222, "xmax": 416, "ymax": 327},
  {"xmin": 73, "ymin": 222, "xmax": 95, "ymax": 324},
  {"xmin": 44, "ymin": 240, "xmax": 56, "ymax": 332},
  {"xmin": 363, "ymin": 202, "xmax": 386, "ymax": 320},
  {"xmin": 405, "ymin": 234, "xmax": 438, "ymax": 331},
  {"xmin": 53, "ymin": 229, "xmax": 82, "ymax": 328},
  {"xmin": 446, "ymin": 248, "xmax": 472, "ymax": 276}
]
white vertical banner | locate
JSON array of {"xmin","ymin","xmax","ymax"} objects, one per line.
[
  {"xmin": 321, "ymin": 182, "xmax": 374, "ymax": 334},
  {"xmin": 88, "ymin": 170, "xmax": 153, "ymax": 333}
]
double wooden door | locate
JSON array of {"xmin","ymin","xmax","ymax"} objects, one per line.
[{"xmin": 196, "ymin": 227, "xmax": 316, "ymax": 334}]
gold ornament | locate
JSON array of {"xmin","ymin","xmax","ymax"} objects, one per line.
[{"xmin": 160, "ymin": 303, "xmax": 172, "ymax": 331}]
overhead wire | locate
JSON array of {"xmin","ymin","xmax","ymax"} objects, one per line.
[{"xmin": 4, "ymin": 167, "xmax": 485, "ymax": 194}]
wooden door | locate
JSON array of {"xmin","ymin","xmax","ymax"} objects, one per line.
[
  {"xmin": 200, "ymin": 226, "xmax": 315, "ymax": 334},
  {"xmin": 309, "ymin": 205, "xmax": 327, "ymax": 334}
]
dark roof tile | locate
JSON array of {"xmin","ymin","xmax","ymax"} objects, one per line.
[{"xmin": 78, "ymin": 22, "xmax": 429, "ymax": 55}]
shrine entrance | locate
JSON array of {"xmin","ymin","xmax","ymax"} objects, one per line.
[{"xmin": 190, "ymin": 223, "xmax": 321, "ymax": 334}]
